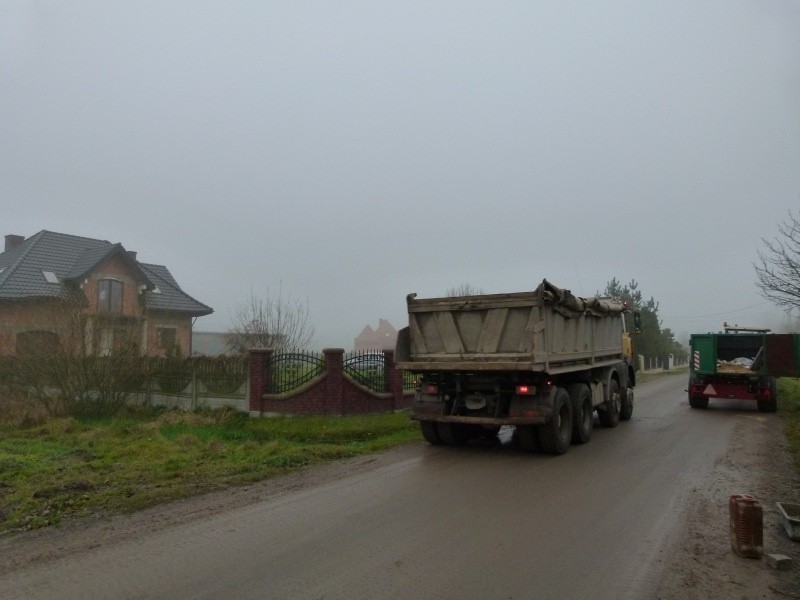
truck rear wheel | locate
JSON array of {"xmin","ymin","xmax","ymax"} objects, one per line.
[
  {"xmin": 620, "ymin": 385, "xmax": 634, "ymax": 421},
  {"xmin": 598, "ymin": 379, "xmax": 621, "ymax": 428},
  {"xmin": 567, "ymin": 383, "xmax": 592, "ymax": 445},
  {"xmin": 420, "ymin": 421, "xmax": 442, "ymax": 444},
  {"xmin": 758, "ymin": 378, "xmax": 778, "ymax": 413},
  {"xmin": 437, "ymin": 423, "xmax": 471, "ymax": 446},
  {"xmin": 537, "ymin": 387, "xmax": 572, "ymax": 455},
  {"xmin": 688, "ymin": 394, "xmax": 709, "ymax": 409}
]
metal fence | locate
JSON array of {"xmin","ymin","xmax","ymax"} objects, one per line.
[
  {"xmin": 266, "ymin": 350, "xmax": 325, "ymax": 394},
  {"xmin": 343, "ymin": 350, "xmax": 389, "ymax": 393}
]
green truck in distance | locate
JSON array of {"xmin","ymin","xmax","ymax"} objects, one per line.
[{"xmin": 688, "ymin": 324, "xmax": 800, "ymax": 412}]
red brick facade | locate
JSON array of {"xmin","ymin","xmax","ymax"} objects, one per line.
[{"xmin": 0, "ymin": 253, "xmax": 193, "ymax": 357}]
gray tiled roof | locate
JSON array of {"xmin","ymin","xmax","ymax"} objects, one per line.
[
  {"xmin": 139, "ymin": 263, "xmax": 213, "ymax": 316},
  {"xmin": 0, "ymin": 231, "xmax": 213, "ymax": 316}
]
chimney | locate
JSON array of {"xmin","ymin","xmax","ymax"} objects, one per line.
[
  {"xmin": 5, "ymin": 234, "xmax": 24, "ymax": 251},
  {"xmin": 127, "ymin": 250, "xmax": 137, "ymax": 262}
]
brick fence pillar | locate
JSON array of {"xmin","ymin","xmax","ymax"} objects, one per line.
[
  {"xmin": 383, "ymin": 349, "xmax": 403, "ymax": 409},
  {"xmin": 248, "ymin": 348, "xmax": 274, "ymax": 415},
  {"xmin": 323, "ymin": 348, "xmax": 344, "ymax": 415}
]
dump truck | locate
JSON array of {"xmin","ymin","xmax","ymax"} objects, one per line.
[
  {"xmin": 688, "ymin": 324, "xmax": 800, "ymax": 412},
  {"xmin": 395, "ymin": 280, "xmax": 639, "ymax": 455}
]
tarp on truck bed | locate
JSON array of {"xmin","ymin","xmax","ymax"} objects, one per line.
[{"xmin": 539, "ymin": 279, "xmax": 625, "ymax": 317}]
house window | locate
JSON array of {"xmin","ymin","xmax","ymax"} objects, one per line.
[
  {"xmin": 42, "ymin": 270, "xmax": 59, "ymax": 284},
  {"xmin": 157, "ymin": 327, "xmax": 177, "ymax": 351},
  {"xmin": 98, "ymin": 279, "xmax": 123, "ymax": 314},
  {"xmin": 16, "ymin": 330, "xmax": 60, "ymax": 357},
  {"xmin": 96, "ymin": 327, "xmax": 132, "ymax": 356}
]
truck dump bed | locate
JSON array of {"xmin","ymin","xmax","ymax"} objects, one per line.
[{"xmin": 395, "ymin": 280, "xmax": 626, "ymax": 375}]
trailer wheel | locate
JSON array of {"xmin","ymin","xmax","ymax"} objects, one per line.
[
  {"xmin": 420, "ymin": 421, "xmax": 443, "ymax": 444},
  {"xmin": 437, "ymin": 423, "xmax": 471, "ymax": 446},
  {"xmin": 688, "ymin": 394, "xmax": 709, "ymax": 409},
  {"xmin": 537, "ymin": 387, "xmax": 572, "ymax": 455},
  {"xmin": 512, "ymin": 425, "xmax": 539, "ymax": 453},
  {"xmin": 567, "ymin": 383, "xmax": 592, "ymax": 445},
  {"xmin": 620, "ymin": 385, "xmax": 634, "ymax": 421},
  {"xmin": 757, "ymin": 400, "xmax": 777, "ymax": 413},
  {"xmin": 598, "ymin": 379, "xmax": 621, "ymax": 428},
  {"xmin": 758, "ymin": 378, "xmax": 778, "ymax": 413}
]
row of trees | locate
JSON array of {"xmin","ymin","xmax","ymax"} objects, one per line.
[{"xmin": 599, "ymin": 278, "xmax": 687, "ymax": 362}]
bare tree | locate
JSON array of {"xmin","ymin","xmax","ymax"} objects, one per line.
[
  {"xmin": 226, "ymin": 287, "xmax": 315, "ymax": 353},
  {"xmin": 446, "ymin": 283, "xmax": 485, "ymax": 296},
  {"xmin": 754, "ymin": 210, "xmax": 800, "ymax": 311}
]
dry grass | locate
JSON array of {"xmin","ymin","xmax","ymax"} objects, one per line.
[{"xmin": 0, "ymin": 393, "xmax": 50, "ymax": 428}]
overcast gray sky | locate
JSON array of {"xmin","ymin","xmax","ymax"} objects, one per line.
[{"xmin": 2, "ymin": 1, "xmax": 799, "ymax": 349}]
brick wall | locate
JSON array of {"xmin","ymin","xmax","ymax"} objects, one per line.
[{"xmin": 249, "ymin": 348, "xmax": 413, "ymax": 417}]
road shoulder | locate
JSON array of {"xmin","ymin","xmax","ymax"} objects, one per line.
[{"xmin": 653, "ymin": 401, "xmax": 800, "ymax": 599}]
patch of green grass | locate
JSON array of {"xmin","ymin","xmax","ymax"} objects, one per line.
[
  {"xmin": 0, "ymin": 407, "xmax": 420, "ymax": 533},
  {"xmin": 779, "ymin": 378, "xmax": 800, "ymax": 475}
]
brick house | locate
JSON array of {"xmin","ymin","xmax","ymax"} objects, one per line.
[
  {"xmin": 353, "ymin": 318, "xmax": 398, "ymax": 351},
  {"xmin": 0, "ymin": 231, "xmax": 213, "ymax": 357}
]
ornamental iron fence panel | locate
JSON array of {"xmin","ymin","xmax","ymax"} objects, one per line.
[
  {"xmin": 343, "ymin": 350, "xmax": 389, "ymax": 393},
  {"xmin": 267, "ymin": 350, "xmax": 325, "ymax": 394}
]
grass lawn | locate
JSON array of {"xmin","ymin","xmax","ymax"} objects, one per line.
[
  {"xmin": 779, "ymin": 378, "xmax": 800, "ymax": 473},
  {"xmin": 0, "ymin": 402, "xmax": 420, "ymax": 533}
]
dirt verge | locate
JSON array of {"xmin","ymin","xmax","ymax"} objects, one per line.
[{"xmin": 654, "ymin": 404, "xmax": 800, "ymax": 599}]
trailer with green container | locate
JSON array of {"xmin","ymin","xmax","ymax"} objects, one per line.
[{"xmin": 688, "ymin": 325, "xmax": 800, "ymax": 412}]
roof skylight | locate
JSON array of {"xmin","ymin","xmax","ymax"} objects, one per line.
[{"xmin": 42, "ymin": 271, "xmax": 59, "ymax": 284}]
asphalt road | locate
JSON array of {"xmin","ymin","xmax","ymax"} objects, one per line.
[{"xmin": 1, "ymin": 373, "xmax": 741, "ymax": 600}]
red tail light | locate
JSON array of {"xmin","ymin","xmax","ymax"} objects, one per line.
[
  {"xmin": 516, "ymin": 385, "xmax": 536, "ymax": 396},
  {"xmin": 422, "ymin": 384, "xmax": 438, "ymax": 395}
]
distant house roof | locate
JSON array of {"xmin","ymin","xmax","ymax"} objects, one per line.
[
  {"xmin": 0, "ymin": 230, "xmax": 212, "ymax": 316},
  {"xmin": 354, "ymin": 319, "xmax": 398, "ymax": 351}
]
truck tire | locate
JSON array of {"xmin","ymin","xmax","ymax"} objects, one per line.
[
  {"xmin": 536, "ymin": 387, "xmax": 572, "ymax": 455},
  {"xmin": 620, "ymin": 385, "xmax": 634, "ymax": 421},
  {"xmin": 598, "ymin": 379, "xmax": 621, "ymax": 428},
  {"xmin": 688, "ymin": 394, "xmax": 709, "ymax": 409},
  {"xmin": 420, "ymin": 421, "xmax": 442, "ymax": 444},
  {"xmin": 437, "ymin": 423, "xmax": 471, "ymax": 446},
  {"xmin": 512, "ymin": 425, "xmax": 539, "ymax": 453},
  {"xmin": 567, "ymin": 383, "xmax": 592, "ymax": 445},
  {"xmin": 757, "ymin": 378, "xmax": 778, "ymax": 413}
]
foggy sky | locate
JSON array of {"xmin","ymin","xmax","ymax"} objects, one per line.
[{"xmin": 2, "ymin": 1, "xmax": 799, "ymax": 348}]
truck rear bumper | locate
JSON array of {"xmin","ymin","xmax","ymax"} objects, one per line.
[
  {"xmin": 689, "ymin": 379, "xmax": 771, "ymax": 401},
  {"xmin": 411, "ymin": 414, "xmax": 547, "ymax": 426}
]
